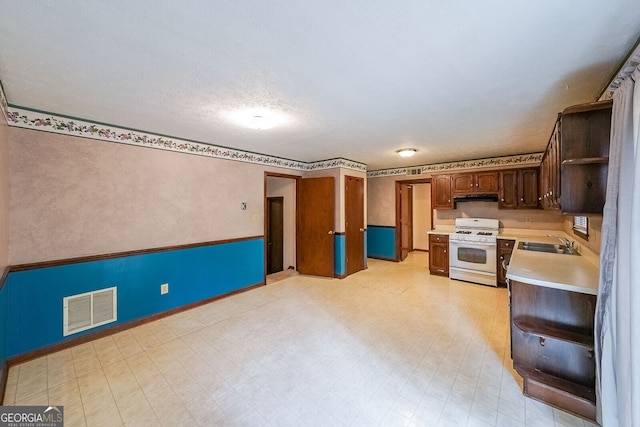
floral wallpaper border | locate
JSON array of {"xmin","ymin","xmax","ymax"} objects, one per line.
[
  {"xmin": 367, "ymin": 152, "xmax": 544, "ymax": 178},
  {"xmin": 5, "ymin": 106, "xmax": 367, "ymax": 173}
]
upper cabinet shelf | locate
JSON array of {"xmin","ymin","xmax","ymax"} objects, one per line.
[
  {"xmin": 540, "ymin": 100, "xmax": 613, "ymax": 215},
  {"xmin": 560, "ymin": 100, "xmax": 613, "ymax": 215},
  {"xmin": 562, "ymin": 157, "xmax": 609, "ymax": 165}
]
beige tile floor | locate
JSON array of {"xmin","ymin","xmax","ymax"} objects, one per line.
[{"xmin": 3, "ymin": 252, "xmax": 598, "ymax": 427}]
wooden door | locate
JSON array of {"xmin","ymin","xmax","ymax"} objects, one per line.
[
  {"xmin": 297, "ymin": 177, "xmax": 335, "ymax": 277},
  {"xmin": 397, "ymin": 183, "xmax": 413, "ymax": 261},
  {"xmin": 345, "ymin": 176, "xmax": 365, "ymax": 276},
  {"xmin": 267, "ymin": 197, "xmax": 284, "ymax": 274}
]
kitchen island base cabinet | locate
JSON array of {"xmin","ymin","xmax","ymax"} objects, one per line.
[
  {"xmin": 428, "ymin": 234, "xmax": 449, "ymax": 276},
  {"xmin": 510, "ymin": 280, "xmax": 596, "ymax": 422}
]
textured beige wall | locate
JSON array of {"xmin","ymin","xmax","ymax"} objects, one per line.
[
  {"xmin": 266, "ymin": 176, "xmax": 296, "ymax": 269},
  {"xmin": 433, "ymin": 202, "xmax": 565, "ymax": 230},
  {"xmin": 8, "ymin": 128, "xmax": 296, "ymax": 264},
  {"xmin": 412, "ymin": 183, "xmax": 431, "ymax": 250},
  {"xmin": 368, "ymin": 174, "xmax": 566, "ymax": 231},
  {"xmin": 0, "ymin": 113, "xmax": 9, "ymax": 272},
  {"xmin": 367, "ymin": 175, "xmax": 396, "ymax": 226},
  {"xmin": 563, "ymin": 215, "xmax": 602, "ymax": 254}
]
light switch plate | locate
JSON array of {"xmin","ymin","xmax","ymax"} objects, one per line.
[{"xmin": 160, "ymin": 283, "xmax": 169, "ymax": 295}]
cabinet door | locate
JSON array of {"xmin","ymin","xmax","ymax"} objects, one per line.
[
  {"xmin": 539, "ymin": 156, "xmax": 549, "ymax": 209},
  {"xmin": 476, "ymin": 171, "xmax": 499, "ymax": 193},
  {"xmin": 429, "ymin": 235, "xmax": 449, "ymax": 276},
  {"xmin": 550, "ymin": 133, "xmax": 561, "ymax": 209},
  {"xmin": 541, "ymin": 119, "xmax": 562, "ymax": 211},
  {"xmin": 499, "ymin": 170, "xmax": 518, "ymax": 209},
  {"xmin": 497, "ymin": 239, "xmax": 514, "ymax": 286},
  {"xmin": 451, "ymin": 173, "xmax": 475, "ymax": 194},
  {"xmin": 432, "ymin": 175, "xmax": 453, "ymax": 209},
  {"xmin": 519, "ymin": 168, "xmax": 539, "ymax": 209}
]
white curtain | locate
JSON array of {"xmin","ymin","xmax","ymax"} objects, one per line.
[{"xmin": 596, "ymin": 65, "xmax": 640, "ymax": 426}]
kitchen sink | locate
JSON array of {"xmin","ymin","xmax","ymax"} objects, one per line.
[{"xmin": 517, "ymin": 241, "xmax": 580, "ymax": 255}]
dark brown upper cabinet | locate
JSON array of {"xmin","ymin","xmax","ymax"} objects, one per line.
[
  {"xmin": 499, "ymin": 168, "xmax": 539, "ymax": 209},
  {"xmin": 540, "ymin": 116, "xmax": 562, "ymax": 211},
  {"xmin": 451, "ymin": 171, "xmax": 499, "ymax": 195},
  {"xmin": 431, "ymin": 174, "xmax": 454, "ymax": 209},
  {"xmin": 560, "ymin": 100, "xmax": 612, "ymax": 215}
]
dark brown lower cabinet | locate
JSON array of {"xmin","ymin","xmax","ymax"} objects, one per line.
[
  {"xmin": 428, "ymin": 234, "xmax": 449, "ymax": 276},
  {"xmin": 497, "ymin": 238, "xmax": 514, "ymax": 286},
  {"xmin": 510, "ymin": 280, "xmax": 596, "ymax": 422}
]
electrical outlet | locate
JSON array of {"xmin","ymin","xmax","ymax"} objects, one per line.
[
  {"xmin": 160, "ymin": 283, "xmax": 169, "ymax": 295},
  {"xmin": 251, "ymin": 213, "xmax": 261, "ymax": 222},
  {"xmin": 525, "ymin": 216, "xmax": 532, "ymax": 224}
]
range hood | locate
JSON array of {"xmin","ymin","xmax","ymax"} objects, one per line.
[{"xmin": 453, "ymin": 193, "xmax": 499, "ymax": 204}]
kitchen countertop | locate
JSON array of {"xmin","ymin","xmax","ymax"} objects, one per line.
[
  {"xmin": 504, "ymin": 232, "xmax": 599, "ymax": 295},
  {"xmin": 426, "ymin": 226, "xmax": 599, "ymax": 295},
  {"xmin": 427, "ymin": 226, "xmax": 455, "ymax": 235}
]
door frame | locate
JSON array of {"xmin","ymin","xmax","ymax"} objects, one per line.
[
  {"xmin": 395, "ymin": 177, "xmax": 433, "ymax": 262},
  {"xmin": 264, "ymin": 172, "xmax": 300, "ymax": 282}
]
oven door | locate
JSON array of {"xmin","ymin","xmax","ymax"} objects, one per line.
[{"xmin": 449, "ymin": 240, "xmax": 497, "ymax": 274}]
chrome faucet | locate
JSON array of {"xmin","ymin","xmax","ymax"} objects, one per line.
[{"xmin": 547, "ymin": 234, "xmax": 576, "ymax": 251}]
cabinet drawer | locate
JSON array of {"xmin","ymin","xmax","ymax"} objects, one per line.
[
  {"xmin": 498, "ymin": 239, "xmax": 515, "ymax": 249},
  {"xmin": 429, "ymin": 234, "xmax": 449, "ymax": 244}
]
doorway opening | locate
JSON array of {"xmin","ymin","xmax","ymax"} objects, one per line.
[
  {"xmin": 265, "ymin": 174, "xmax": 298, "ymax": 283},
  {"xmin": 395, "ymin": 179, "xmax": 432, "ymax": 261},
  {"xmin": 265, "ymin": 173, "xmax": 338, "ymax": 282}
]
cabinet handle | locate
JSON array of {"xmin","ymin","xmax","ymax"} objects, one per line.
[
  {"xmin": 501, "ymin": 198, "xmax": 504, "ymax": 202},
  {"xmin": 444, "ymin": 250, "xmax": 447, "ymax": 253},
  {"xmin": 520, "ymin": 198, "xmax": 524, "ymax": 202}
]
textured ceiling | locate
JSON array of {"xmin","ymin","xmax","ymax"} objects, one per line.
[{"xmin": 1, "ymin": 1, "xmax": 639, "ymax": 170}]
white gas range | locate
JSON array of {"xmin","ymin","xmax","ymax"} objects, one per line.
[{"xmin": 449, "ymin": 218, "xmax": 499, "ymax": 287}]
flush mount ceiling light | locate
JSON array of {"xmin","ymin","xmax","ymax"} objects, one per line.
[
  {"xmin": 225, "ymin": 108, "xmax": 292, "ymax": 130},
  {"xmin": 396, "ymin": 148, "xmax": 418, "ymax": 157}
]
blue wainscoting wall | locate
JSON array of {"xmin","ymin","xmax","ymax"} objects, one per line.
[
  {"xmin": 0, "ymin": 281, "xmax": 8, "ymax": 384},
  {"xmin": 367, "ymin": 225, "xmax": 396, "ymax": 260},
  {"xmin": 2, "ymin": 237, "xmax": 264, "ymax": 359},
  {"xmin": 334, "ymin": 233, "xmax": 346, "ymax": 277}
]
